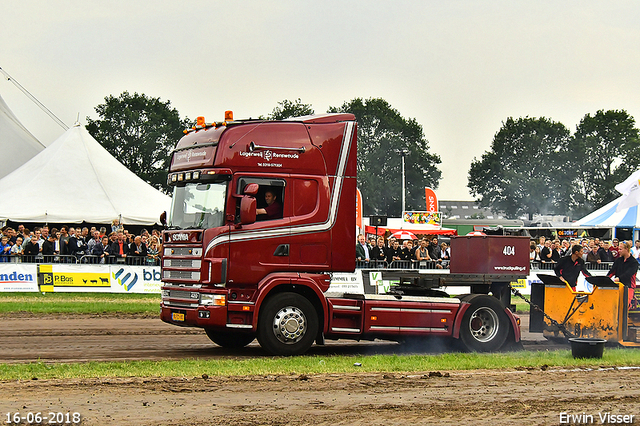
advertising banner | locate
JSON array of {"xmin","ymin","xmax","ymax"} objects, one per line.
[
  {"xmin": 0, "ymin": 264, "xmax": 38, "ymax": 292},
  {"xmin": 425, "ymin": 187, "xmax": 438, "ymax": 212},
  {"xmin": 328, "ymin": 272, "xmax": 365, "ymax": 294},
  {"xmin": 109, "ymin": 265, "xmax": 162, "ymax": 293},
  {"xmin": 38, "ymin": 264, "xmax": 162, "ymax": 293},
  {"xmin": 356, "ymin": 188, "xmax": 363, "ymax": 231},
  {"xmin": 403, "ymin": 211, "xmax": 441, "ymax": 226}
]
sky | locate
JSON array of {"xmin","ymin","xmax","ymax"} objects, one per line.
[{"xmin": 2, "ymin": 1, "xmax": 640, "ymax": 201}]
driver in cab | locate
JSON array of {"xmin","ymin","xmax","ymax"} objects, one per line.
[{"xmin": 256, "ymin": 190, "xmax": 283, "ymax": 220}]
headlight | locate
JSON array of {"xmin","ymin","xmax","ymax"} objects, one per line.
[
  {"xmin": 161, "ymin": 290, "xmax": 170, "ymax": 298},
  {"xmin": 200, "ymin": 294, "xmax": 226, "ymax": 306}
]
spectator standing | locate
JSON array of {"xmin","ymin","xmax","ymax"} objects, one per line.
[
  {"xmin": 147, "ymin": 237, "xmax": 160, "ymax": 265},
  {"xmin": 370, "ymin": 238, "xmax": 387, "ymax": 265},
  {"xmin": 632, "ymin": 240, "xmax": 640, "ymax": 259},
  {"xmin": 610, "ymin": 239, "xmax": 621, "ymax": 259},
  {"xmin": 530, "ymin": 242, "xmax": 542, "ymax": 264},
  {"xmin": 92, "ymin": 236, "xmax": 111, "ymax": 264},
  {"xmin": 415, "ymin": 239, "xmax": 431, "ymax": 262},
  {"xmin": 400, "ymin": 240, "xmax": 413, "ymax": 261},
  {"xmin": 127, "ymin": 236, "xmax": 147, "ymax": 265},
  {"xmin": 67, "ymin": 229, "xmax": 88, "ymax": 259},
  {"xmin": 110, "ymin": 232, "xmax": 128, "ymax": 263},
  {"xmin": 551, "ymin": 240, "xmax": 562, "ymax": 263},
  {"xmin": 0, "ymin": 236, "xmax": 10, "ymax": 262},
  {"xmin": 440, "ymin": 242, "xmax": 450, "ymax": 267},
  {"xmin": 20, "ymin": 229, "xmax": 31, "ymax": 250},
  {"xmin": 356, "ymin": 234, "xmax": 370, "ymax": 263},
  {"xmin": 23, "ymin": 236, "xmax": 40, "ymax": 262},
  {"xmin": 428, "ymin": 237, "xmax": 441, "ymax": 261},
  {"xmin": 540, "ymin": 240, "xmax": 553, "ymax": 263},
  {"xmin": 16, "ymin": 224, "xmax": 25, "ymax": 241},
  {"xmin": 86, "ymin": 231, "xmax": 101, "ymax": 256},
  {"xmin": 42, "ymin": 234, "xmax": 57, "ymax": 258},
  {"xmin": 386, "ymin": 240, "xmax": 402, "ymax": 265},
  {"xmin": 537, "ymin": 236, "xmax": 546, "ymax": 251},
  {"xmin": 599, "ymin": 241, "xmax": 614, "ymax": 263},
  {"xmin": 59, "ymin": 226, "xmax": 70, "ymax": 255},
  {"xmin": 586, "ymin": 244, "xmax": 601, "ymax": 266},
  {"xmin": 111, "ymin": 218, "xmax": 124, "ymax": 234},
  {"xmin": 10, "ymin": 236, "xmax": 24, "ymax": 261}
]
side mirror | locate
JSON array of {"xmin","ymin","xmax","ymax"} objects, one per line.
[
  {"xmin": 244, "ymin": 183, "xmax": 259, "ymax": 196},
  {"xmin": 240, "ymin": 196, "xmax": 256, "ymax": 225},
  {"xmin": 160, "ymin": 211, "xmax": 167, "ymax": 227}
]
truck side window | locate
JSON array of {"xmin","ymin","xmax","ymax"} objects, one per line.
[{"xmin": 237, "ymin": 178, "xmax": 285, "ymax": 222}]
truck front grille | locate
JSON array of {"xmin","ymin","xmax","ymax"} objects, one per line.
[{"xmin": 164, "ymin": 270, "xmax": 201, "ymax": 280}]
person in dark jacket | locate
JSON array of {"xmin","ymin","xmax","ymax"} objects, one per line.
[
  {"xmin": 23, "ymin": 237, "xmax": 40, "ymax": 263},
  {"xmin": 554, "ymin": 245, "xmax": 592, "ymax": 291},
  {"xmin": 127, "ymin": 236, "xmax": 147, "ymax": 265},
  {"xmin": 607, "ymin": 241, "xmax": 638, "ymax": 309}
]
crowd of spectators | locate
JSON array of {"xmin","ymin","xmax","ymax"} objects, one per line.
[
  {"xmin": 529, "ymin": 235, "xmax": 640, "ymax": 269},
  {"xmin": 356, "ymin": 234, "xmax": 450, "ymax": 269},
  {"xmin": 0, "ymin": 222, "xmax": 162, "ymax": 265}
]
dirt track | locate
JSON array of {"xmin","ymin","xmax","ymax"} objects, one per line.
[{"xmin": 1, "ymin": 316, "xmax": 638, "ymax": 425}]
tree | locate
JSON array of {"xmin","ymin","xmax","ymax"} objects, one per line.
[
  {"xmin": 468, "ymin": 117, "xmax": 573, "ymax": 219},
  {"xmin": 267, "ymin": 98, "xmax": 314, "ymax": 120},
  {"xmin": 571, "ymin": 109, "xmax": 640, "ymax": 217},
  {"xmin": 329, "ymin": 98, "xmax": 442, "ymax": 216},
  {"xmin": 86, "ymin": 91, "xmax": 189, "ymax": 193}
]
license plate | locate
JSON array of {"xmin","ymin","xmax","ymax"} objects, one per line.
[{"xmin": 172, "ymin": 312, "xmax": 185, "ymax": 322}]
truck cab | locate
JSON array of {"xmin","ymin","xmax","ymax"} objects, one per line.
[{"xmin": 161, "ymin": 113, "xmax": 357, "ymax": 354}]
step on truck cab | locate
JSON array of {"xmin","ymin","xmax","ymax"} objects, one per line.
[{"xmin": 160, "ymin": 112, "xmax": 528, "ymax": 355}]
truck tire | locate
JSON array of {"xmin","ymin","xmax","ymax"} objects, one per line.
[
  {"xmin": 257, "ymin": 292, "xmax": 318, "ymax": 356},
  {"xmin": 459, "ymin": 295, "xmax": 509, "ymax": 352},
  {"xmin": 204, "ymin": 329, "xmax": 255, "ymax": 348}
]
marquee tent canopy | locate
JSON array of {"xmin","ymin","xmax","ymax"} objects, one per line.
[
  {"xmin": 0, "ymin": 123, "xmax": 171, "ymax": 225},
  {"xmin": 574, "ymin": 196, "xmax": 640, "ymax": 228},
  {"xmin": 0, "ymin": 94, "xmax": 46, "ymax": 179}
]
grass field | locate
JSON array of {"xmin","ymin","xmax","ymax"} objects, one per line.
[
  {"xmin": 0, "ymin": 292, "xmax": 160, "ymax": 315},
  {"xmin": 2, "ymin": 349, "xmax": 640, "ymax": 381}
]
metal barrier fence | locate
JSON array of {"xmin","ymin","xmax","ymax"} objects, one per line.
[
  {"xmin": 530, "ymin": 261, "xmax": 614, "ymax": 271},
  {"xmin": 2, "ymin": 255, "xmax": 159, "ymax": 266},
  {"xmin": 356, "ymin": 259, "xmax": 447, "ymax": 270}
]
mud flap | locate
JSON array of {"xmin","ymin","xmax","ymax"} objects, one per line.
[{"xmin": 529, "ymin": 282, "xmax": 545, "ymax": 333}]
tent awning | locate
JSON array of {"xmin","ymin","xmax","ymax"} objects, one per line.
[{"xmin": 574, "ymin": 196, "xmax": 640, "ymax": 228}]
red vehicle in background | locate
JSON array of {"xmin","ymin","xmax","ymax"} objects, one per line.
[{"xmin": 160, "ymin": 112, "xmax": 529, "ymax": 355}]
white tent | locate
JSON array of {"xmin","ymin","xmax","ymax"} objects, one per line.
[
  {"xmin": 574, "ymin": 196, "xmax": 638, "ymax": 228},
  {"xmin": 0, "ymin": 94, "xmax": 46, "ymax": 179},
  {"xmin": 0, "ymin": 123, "xmax": 171, "ymax": 225}
]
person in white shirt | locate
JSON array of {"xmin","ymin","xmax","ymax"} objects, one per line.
[{"xmin": 631, "ymin": 240, "xmax": 640, "ymax": 259}]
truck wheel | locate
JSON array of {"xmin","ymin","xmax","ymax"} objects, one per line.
[
  {"xmin": 257, "ymin": 292, "xmax": 318, "ymax": 356},
  {"xmin": 459, "ymin": 295, "xmax": 509, "ymax": 352},
  {"xmin": 204, "ymin": 329, "xmax": 255, "ymax": 348}
]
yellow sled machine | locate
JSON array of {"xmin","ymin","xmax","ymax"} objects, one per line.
[{"xmin": 530, "ymin": 274, "xmax": 640, "ymax": 347}]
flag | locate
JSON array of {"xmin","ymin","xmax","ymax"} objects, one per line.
[{"xmin": 615, "ymin": 170, "xmax": 640, "ymax": 212}]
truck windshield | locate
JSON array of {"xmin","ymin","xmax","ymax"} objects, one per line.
[{"xmin": 169, "ymin": 182, "xmax": 227, "ymax": 229}]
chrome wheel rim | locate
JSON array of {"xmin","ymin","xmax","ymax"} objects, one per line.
[
  {"xmin": 468, "ymin": 307, "xmax": 499, "ymax": 342},
  {"xmin": 272, "ymin": 306, "xmax": 307, "ymax": 344}
]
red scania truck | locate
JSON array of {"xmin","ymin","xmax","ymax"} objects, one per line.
[{"xmin": 160, "ymin": 112, "xmax": 530, "ymax": 355}]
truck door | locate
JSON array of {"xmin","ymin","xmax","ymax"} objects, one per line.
[{"xmin": 227, "ymin": 177, "xmax": 290, "ymax": 286}]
